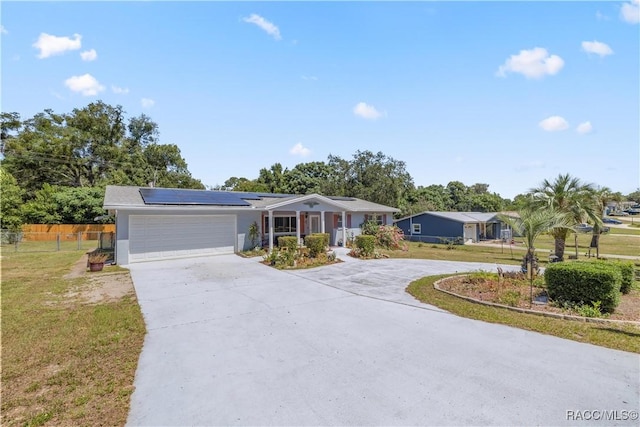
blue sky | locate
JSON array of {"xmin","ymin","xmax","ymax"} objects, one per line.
[{"xmin": 2, "ymin": 1, "xmax": 639, "ymax": 199}]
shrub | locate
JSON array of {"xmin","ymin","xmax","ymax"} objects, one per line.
[
  {"xmin": 375, "ymin": 225, "xmax": 405, "ymax": 250},
  {"xmin": 305, "ymin": 233, "xmax": 328, "ymax": 258},
  {"xmin": 498, "ymin": 290, "xmax": 521, "ymax": 307},
  {"xmin": 278, "ymin": 236, "xmax": 299, "ymax": 252},
  {"xmin": 355, "ymin": 235, "xmax": 375, "ymax": 257},
  {"xmin": 610, "ymin": 261, "xmax": 635, "ymax": 294},
  {"xmin": 576, "ymin": 301, "xmax": 604, "ymax": 318},
  {"xmin": 361, "ymin": 220, "xmax": 380, "ymax": 236},
  {"xmin": 545, "ymin": 261, "xmax": 622, "ymax": 313}
]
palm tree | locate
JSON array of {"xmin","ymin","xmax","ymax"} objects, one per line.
[
  {"xmin": 499, "ymin": 207, "xmax": 569, "ymax": 304},
  {"xmin": 528, "ymin": 173, "xmax": 598, "ymax": 261}
]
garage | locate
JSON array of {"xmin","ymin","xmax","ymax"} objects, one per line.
[{"xmin": 129, "ymin": 215, "xmax": 236, "ymax": 262}]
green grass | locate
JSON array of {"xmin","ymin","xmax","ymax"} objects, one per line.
[
  {"xmin": 407, "ymin": 275, "xmax": 640, "ymax": 354},
  {"xmin": 608, "ymin": 226, "xmax": 640, "ymax": 236},
  {"xmin": 1, "ymin": 250, "xmax": 146, "ymax": 426},
  {"xmin": 382, "ymin": 242, "xmax": 526, "ymax": 265}
]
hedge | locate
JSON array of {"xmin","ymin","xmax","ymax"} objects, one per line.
[
  {"xmin": 545, "ymin": 261, "xmax": 622, "ymax": 313},
  {"xmin": 305, "ymin": 233, "xmax": 329, "ymax": 258},
  {"xmin": 355, "ymin": 235, "xmax": 375, "ymax": 257},
  {"xmin": 610, "ymin": 261, "xmax": 635, "ymax": 294},
  {"xmin": 278, "ymin": 236, "xmax": 299, "ymax": 252}
]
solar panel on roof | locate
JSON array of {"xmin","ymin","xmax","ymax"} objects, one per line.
[
  {"xmin": 251, "ymin": 192, "xmax": 293, "ymax": 199},
  {"xmin": 328, "ymin": 196, "xmax": 356, "ymax": 201},
  {"xmin": 139, "ymin": 188, "xmax": 251, "ymax": 206}
]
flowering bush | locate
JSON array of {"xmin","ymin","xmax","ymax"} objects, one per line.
[{"xmin": 375, "ymin": 225, "xmax": 406, "ymax": 250}]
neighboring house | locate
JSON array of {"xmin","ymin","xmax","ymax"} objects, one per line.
[
  {"xmin": 394, "ymin": 211, "xmax": 513, "ymax": 244},
  {"xmin": 103, "ymin": 185, "xmax": 398, "ymax": 265}
]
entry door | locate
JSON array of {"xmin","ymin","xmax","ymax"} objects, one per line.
[{"xmin": 310, "ymin": 215, "xmax": 321, "ymax": 234}]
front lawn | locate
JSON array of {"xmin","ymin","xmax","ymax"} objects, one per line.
[{"xmin": 1, "ymin": 251, "xmax": 146, "ymax": 426}]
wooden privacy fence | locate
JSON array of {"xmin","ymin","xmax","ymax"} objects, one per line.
[{"xmin": 21, "ymin": 224, "xmax": 116, "ymax": 241}]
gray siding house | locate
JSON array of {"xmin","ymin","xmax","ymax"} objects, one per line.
[
  {"xmin": 394, "ymin": 211, "xmax": 511, "ymax": 244},
  {"xmin": 103, "ymin": 186, "xmax": 398, "ymax": 265}
]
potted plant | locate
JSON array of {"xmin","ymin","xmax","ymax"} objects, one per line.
[{"xmin": 87, "ymin": 251, "xmax": 109, "ymax": 272}]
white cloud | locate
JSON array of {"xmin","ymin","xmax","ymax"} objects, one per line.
[
  {"xmin": 496, "ymin": 47, "xmax": 564, "ymax": 79},
  {"xmin": 301, "ymin": 75, "xmax": 318, "ymax": 81},
  {"xmin": 539, "ymin": 115, "xmax": 569, "ymax": 132},
  {"xmin": 289, "ymin": 143, "xmax": 311, "ymax": 157},
  {"xmin": 621, "ymin": 0, "xmax": 640, "ymax": 24},
  {"xmin": 141, "ymin": 98, "xmax": 155, "ymax": 108},
  {"xmin": 353, "ymin": 102, "xmax": 383, "ymax": 120},
  {"xmin": 581, "ymin": 41, "xmax": 613, "ymax": 57},
  {"xmin": 33, "ymin": 33, "xmax": 82, "ymax": 58},
  {"xmin": 111, "ymin": 85, "xmax": 129, "ymax": 94},
  {"xmin": 80, "ymin": 49, "xmax": 97, "ymax": 61},
  {"xmin": 243, "ymin": 14, "xmax": 281, "ymax": 40},
  {"xmin": 576, "ymin": 121, "xmax": 593, "ymax": 134},
  {"xmin": 596, "ymin": 11, "xmax": 610, "ymax": 21},
  {"xmin": 64, "ymin": 73, "xmax": 104, "ymax": 96},
  {"xmin": 1, "ymin": 25, "xmax": 7, "ymax": 34},
  {"xmin": 517, "ymin": 160, "xmax": 546, "ymax": 172}
]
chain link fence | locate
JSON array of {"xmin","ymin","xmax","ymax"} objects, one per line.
[
  {"xmin": 1, "ymin": 230, "xmax": 115, "ymax": 253},
  {"xmin": 404, "ymin": 235, "xmax": 465, "ymax": 245}
]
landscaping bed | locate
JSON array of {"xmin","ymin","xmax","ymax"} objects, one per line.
[{"xmin": 436, "ymin": 273, "xmax": 640, "ymax": 322}]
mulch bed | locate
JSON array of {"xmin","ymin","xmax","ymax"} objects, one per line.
[{"xmin": 437, "ymin": 274, "xmax": 640, "ymax": 322}]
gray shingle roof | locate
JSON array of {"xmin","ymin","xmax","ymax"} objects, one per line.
[
  {"xmin": 103, "ymin": 185, "xmax": 398, "ymax": 212},
  {"xmin": 395, "ymin": 211, "xmax": 502, "ymax": 223}
]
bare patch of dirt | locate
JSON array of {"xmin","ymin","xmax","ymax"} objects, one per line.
[
  {"xmin": 53, "ymin": 254, "xmax": 135, "ymax": 305},
  {"xmin": 438, "ymin": 274, "xmax": 640, "ymax": 322}
]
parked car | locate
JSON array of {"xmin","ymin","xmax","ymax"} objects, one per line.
[
  {"xmin": 609, "ymin": 211, "xmax": 629, "ymax": 216},
  {"xmin": 603, "ymin": 218, "xmax": 623, "ymax": 224},
  {"xmin": 574, "ymin": 223, "xmax": 593, "ymax": 233}
]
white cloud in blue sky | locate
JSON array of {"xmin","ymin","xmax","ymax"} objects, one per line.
[
  {"xmin": 64, "ymin": 74, "xmax": 104, "ymax": 96},
  {"xmin": 141, "ymin": 98, "xmax": 155, "ymax": 108},
  {"xmin": 581, "ymin": 41, "xmax": 614, "ymax": 57},
  {"xmin": 496, "ymin": 47, "xmax": 564, "ymax": 79},
  {"xmin": 539, "ymin": 116, "xmax": 569, "ymax": 132},
  {"xmin": 80, "ymin": 49, "xmax": 97, "ymax": 61},
  {"xmin": 289, "ymin": 143, "xmax": 311, "ymax": 157},
  {"xmin": 620, "ymin": 0, "xmax": 640, "ymax": 24},
  {"xmin": 0, "ymin": 25, "xmax": 7, "ymax": 34},
  {"xmin": 243, "ymin": 14, "xmax": 281, "ymax": 40},
  {"xmin": 111, "ymin": 85, "xmax": 129, "ymax": 95},
  {"xmin": 353, "ymin": 102, "xmax": 383, "ymax": 120},
  {"xmin": 576, "ymin": 122, "xmax": 594, "ymax": 135},
  {"xmin": 33, "ymin": 33, "xmax": 81, "ymax": 58}
]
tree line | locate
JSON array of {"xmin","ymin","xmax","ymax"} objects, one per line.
[
  {"xmin": 1, "ymin": 101, "xmax": 203, "ymax": 229},
  {"xmin": 1, "ymin": 101, "xmax": 638, "ymax": 232}
]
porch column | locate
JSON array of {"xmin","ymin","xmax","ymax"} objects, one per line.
[
  {"xmin": 268, "ymin": 210, "xmax": 274, "ymax": 253},
  {"xmin": 341, "ymin": 211, "xmax": 347, "ymax": 247},
  {"xmin": 320, "ymin": 211, "xmax": 325, "ymax": 234},
  {"xmin": 296, "ymin": 210, "xmax": 301, "ymax": 247}
]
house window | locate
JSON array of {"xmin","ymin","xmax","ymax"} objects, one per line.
[
  {"xmin": 365, "ymin": 214, "xmax": 384, "ymax": 225},
  {"xmin": 412, "ymin": 223, "xmax": 421, "ymax": 234},
  {"xmin": 336, "ymin": 216, "xmax": 343, "ymax": 228},
  {"xmin": 264, "ymin": 216, "xmax": 297, "ymax": 233}
]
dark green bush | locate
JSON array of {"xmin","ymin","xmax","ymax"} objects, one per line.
[
  {"xmin": 545, "ymin": 261, "xmax": 622, "ymax": 313},
  {"xmin": 278, "ymin": 236, "xmax": 299, "ymax": 252},
  {"xmin": 355, "ymin": 235, "xmax": 375, "ymax": 257},
  {"xmin": 305, "ymin": 233, "xmax": 328, "ymax": 258},
  {"xmin": 611, "ymin": 261, "xmax": 635, "ymax": 294}
]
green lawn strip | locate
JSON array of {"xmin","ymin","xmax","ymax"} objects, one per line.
[
  {"xmin": 382, "ymin": 242, "xmax": 525, "ymax": 265},
  {"xmin": 1, "ymin": 251, "xmax": 146, "ymax": 427},
  {"xmin": 608, "ymin": 227, "xmax": 640, "ymax": 236},
  {"xmin": 406, "ymin": 275, "xmax": 640, "ymax": 354}
]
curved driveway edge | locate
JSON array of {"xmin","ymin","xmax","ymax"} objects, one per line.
[{"xmin": 126, "ymin": 253, "xmax": 640, "ymax": 426}]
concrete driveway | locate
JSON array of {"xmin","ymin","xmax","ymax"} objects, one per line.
[{"xmin": 127, "ymin": 253, "xmax": 639, "ymax": 426}]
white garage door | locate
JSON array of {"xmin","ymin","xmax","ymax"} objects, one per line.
[{"xmin": 129, "ymin": 215, "xmax": 236, "ymax": 262}]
